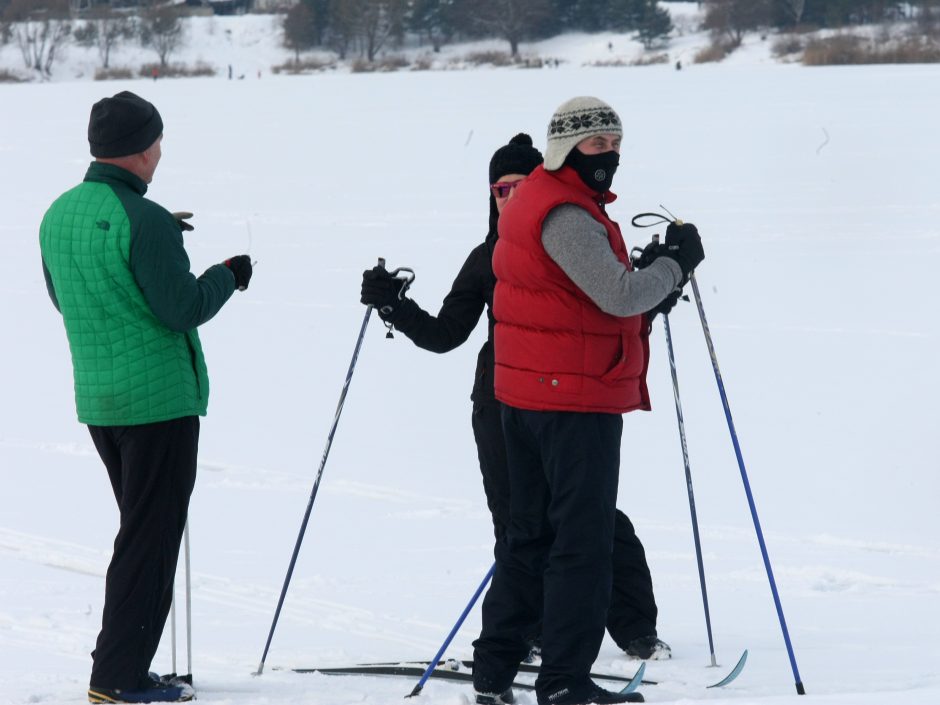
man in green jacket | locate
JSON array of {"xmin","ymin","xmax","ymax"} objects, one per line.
[{"xmin": 40, "ymin": 91, "xmax": 252, "ymax": 704}]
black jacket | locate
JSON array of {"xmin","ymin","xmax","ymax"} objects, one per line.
[{"xmin": 382, "ymin": 227, "xmax": 498, "ymax": 405}]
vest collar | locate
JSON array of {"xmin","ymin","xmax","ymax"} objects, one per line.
[
  {"xmin": 84, "ymin": 161, "xmax": 149, "ymax": 196},
  {"xmin": 546, "ymin": 164, "xmax": 618, "ymax": 206}
]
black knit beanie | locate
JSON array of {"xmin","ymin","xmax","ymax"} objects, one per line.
[
  {"xmin": 88, "ymin": 91, "xmax": 164, "ymax": 158},
  {"xmin": 488, "ymin": 133, "xmax": 543, "ymax": 184}
]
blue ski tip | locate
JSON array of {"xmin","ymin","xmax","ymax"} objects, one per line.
[
  {"xmin": 707, "ymin": 649, "xmax": 748, "ymax": 688},
  {"xmin": 619, "ymin": 662, "xmax": 645, "ymax": 694}
]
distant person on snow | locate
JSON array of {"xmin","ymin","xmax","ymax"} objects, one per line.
[
  {"xmin": 39, "ymin": 91, "xmax": 253, "ymax": 705},
  {"xmin": 359, "ymin": 134, "xmax": 671, "ymax": 664},
  {"xmin": 470, "ymin": 98, "xmax": 705, "ymax": 705}
]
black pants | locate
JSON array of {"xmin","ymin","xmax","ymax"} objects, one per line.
[
  {"xmin": 473, "ymin": 407, "xmax": 625, "ymax": 700},
  {"xmin": 471, "ymin": 402, "xmax": 657, "ymax": 648},
  {"xmin": 87, "ymin": 416, "xmax": 199, "ymax": 690}
]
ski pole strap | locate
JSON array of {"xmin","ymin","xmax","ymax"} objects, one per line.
[
  {"xmin": 631, "ymin": 212, "xmax": 672, "ymax": 228},
  {"xmin": 387, "ymin": 266, "xmax": 416, "ymax": 299},
  {"xmin": 379, "ymin": 265, "xmax": 416, "ymax": 338}
]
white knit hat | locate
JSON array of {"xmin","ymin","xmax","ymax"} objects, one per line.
[{"xmin": 544, "ymin": 96, "xmax": 623, "ymax": 171}]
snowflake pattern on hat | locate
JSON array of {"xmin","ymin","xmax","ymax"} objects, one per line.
[{"xmin": 549, "ymin": 107, "xmax": 621, "ymax": 138}]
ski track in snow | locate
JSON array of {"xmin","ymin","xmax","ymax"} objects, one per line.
[
  {"xmin": 0, "ymin": 438, "xmax": 98, "ymax": 459},
  {"xmin": 0, "ymin": 526, "xmax": 456, "ymax": 662}
]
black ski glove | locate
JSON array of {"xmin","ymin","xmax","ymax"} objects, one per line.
[
  {"xmin": 361, "ymin": 266, "xmax": 406, "ymax": 315},
  {"xmin": 647, "ymin": 288, "xmax": 682, "ymax": 324},
  {"xmin": 224, "ymin": 255, "xmax": 252, "ymax": 291},
  {"xmin": 664, "ymin": 222, "xmax": 705, "ymax": 279},
  {"xmin": 631, "ymin": 238, "xmax": 668, "ymax": 270}
]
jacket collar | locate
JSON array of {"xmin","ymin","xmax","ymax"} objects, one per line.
[
  {"xmin": 545, "ymin": 164, "xmax": 618, "ymax": 206},
  {"xmin": 84, "ymin": 161, "xmax": 148, "ymax": 196}
]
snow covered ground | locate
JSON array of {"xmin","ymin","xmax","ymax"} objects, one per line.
[{"xmin": 2, "ymin": 19, "xmax": 939, "ymax": 705}]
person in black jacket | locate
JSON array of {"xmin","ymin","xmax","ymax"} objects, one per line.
[{"xmin": 360, "ymin": 134, "xmax": 669, "ymax": 662}]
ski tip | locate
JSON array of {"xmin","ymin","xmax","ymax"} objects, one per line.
[
  {"xmin": 706, "ymin": 649, "xmax": 748, "ymax": 689},
  {"xmin": 619, "ymin": 662, "xmax": 646, "ymax": 694}
]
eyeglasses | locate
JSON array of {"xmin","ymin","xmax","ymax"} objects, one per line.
[{"xmin": 491, "ymin": 181, "xmax": 521, "ymax": 198}]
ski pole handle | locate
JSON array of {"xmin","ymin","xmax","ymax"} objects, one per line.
[{"xmin": 365, "ymin": 257, "xmax": 386, "ymax": 315}]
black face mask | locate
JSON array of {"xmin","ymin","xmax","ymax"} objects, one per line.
[{"xmin": 565, "ymin": 148, "xmax": 620, "ymax": 193}]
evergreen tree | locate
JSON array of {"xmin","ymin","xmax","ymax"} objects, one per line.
[
  {"xmin": 636, "ymin": 0, "xmax": 672, "ymax": 47},
  {"xmin": 283, "ymin": 1, "xmax": 319, "ymax": 59},
  {"xmin": 407, "ymin": 0, "xmax": 455, "ymax": 51}
]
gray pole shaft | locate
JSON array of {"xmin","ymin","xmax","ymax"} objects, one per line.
[
  {"xmin": 184, "ymin": 522, "xmax": 192, "ymax": 677},
  {"xmin": 170, "ymin": 593, "xmax": 177, "ymax": 675}
]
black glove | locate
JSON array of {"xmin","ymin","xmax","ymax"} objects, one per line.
[
  {"xmin": 172, "ymin": 211, "xmax": 194, "ymax": 232},
  {"xmin": 664, "ymin": 222, "xmax": 704, "ymax": 279},
  {"xmin": 647, "ymin": 288, "xmax": 682, "ymax": 325},
  {"xmin": 224, "ymin": 255, "xmax": 252, "ymax": 291},
  {"xmin": 631, "ymin": 238, "xmax": 668, "ymax": 270},
  {"xmin": 361, "ymin": 266, "xmax": 406, "ymax": 314}
]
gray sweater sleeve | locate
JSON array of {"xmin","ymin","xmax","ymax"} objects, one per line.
[{"xmin": 541, "ymin": 204, "xmax": 682, "ymax": 317}]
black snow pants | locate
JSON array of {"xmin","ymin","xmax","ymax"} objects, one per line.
[
  {"xmin": 87, "ymin": 416, "xmax": 199, "ymax": 690},
  {"xmin": 471, "ymin": 401, "xmax": 657, "ymax": 648},
  {"xmin": 473, "ymin": 406, "xmax": 626, "ymax": 701}
]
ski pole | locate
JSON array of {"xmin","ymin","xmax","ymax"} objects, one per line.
[
  {"xmin": 689, "ymin": 272, "xmax": 805, "ymax": 695},
  {"xmin": 253, "ymin": 257, "xmax": 385, "ymax": 676},
  {"xmin": 183, "ymin": 522, "xmax": 193, "ymax": 685},
  {"xmin": 405, "ymin": 563, "xmax": 495, "ymax": 698},
  {"xmin": 662, "ymin": 312, "xmax": 718, "ymax": 667},
  {"xmin": 169, "ymin": 522, "xmax": 194, "ymax": 684},
  {"xmin": 170, "ymin": 590, "xmax": 177, "ymax": 677}
]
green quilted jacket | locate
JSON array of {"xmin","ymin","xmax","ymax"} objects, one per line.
[{"xmin": 40, "ymin": 162, "xmax": 236, "ymax": 426}]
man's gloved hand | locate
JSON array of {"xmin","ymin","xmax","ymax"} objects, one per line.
[
  {"xmin": 648, "ymin": 288, "xmax": 682, "ymax": 324},
  {"xmin": 172, "ymin": 211, "xmax": 194, "ymax": 232},
  {"xmin": 224, "ymin": 255, "xmax": 252, "ymax": 291},
  {"xmin": 631, "ymin": 238, "xmax": 668, "ymax": 270},
  {"xmin": 361, "ymin": 265, "xmax": 405, "ymax": 314},
  {"xmin": 664, "ymin": 222, "xmax": 704, "ymax": 279}
]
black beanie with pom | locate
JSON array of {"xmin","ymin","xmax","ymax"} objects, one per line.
[{"xmin": 488, "ymin": 133, "xmax": 543, "ymax": 184}]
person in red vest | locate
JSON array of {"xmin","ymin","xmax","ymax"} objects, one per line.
[
  {"xmin": 471, "ymin": 97, "xmax": 704, "ymax": 705},
  {"xmin": 361, "ymin": 134, "xmax": 671, "ymax": 664}
]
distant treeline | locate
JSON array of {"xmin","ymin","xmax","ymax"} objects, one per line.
[
  {"xmin": 2, "ymin": 0, "xmax": 938, "ymax": 77},
  {"xmin": 281, "ymin": 0, "xmax": 940, "ymax": 59}
]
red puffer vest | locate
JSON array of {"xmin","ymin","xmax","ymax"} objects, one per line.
[{"xmin": 492, "ymin": 165, "xmax": 650, "ymax": 414}]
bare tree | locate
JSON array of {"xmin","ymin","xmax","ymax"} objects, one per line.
[
  {"xmin": 703, "ymin": 0, "xmax": 772, "ymax": 46},
  {"xmin": 74, "ymin": 6, "xmax": 135, "ymax": 68},
  {"xmin": 140, "ymin": 3, "xmax": 183, "ymax": 69},
  {"xmin": 459, "ymin": 0, "xmax": 553, "ymax": 57},
  {"xmin": 0, "ymin": 0, "xmax": 10, "ymax": 46},
  {"xmin": 916, "ymin": 0, "xmax": 940, "ymax": 31},
  {"xmin": 356, "ymin": 0, "xmax": 406, "ymax": 61},
  {"xmin": 3, "ymin": 0, "xmax": 72, "ymax": 77}
]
